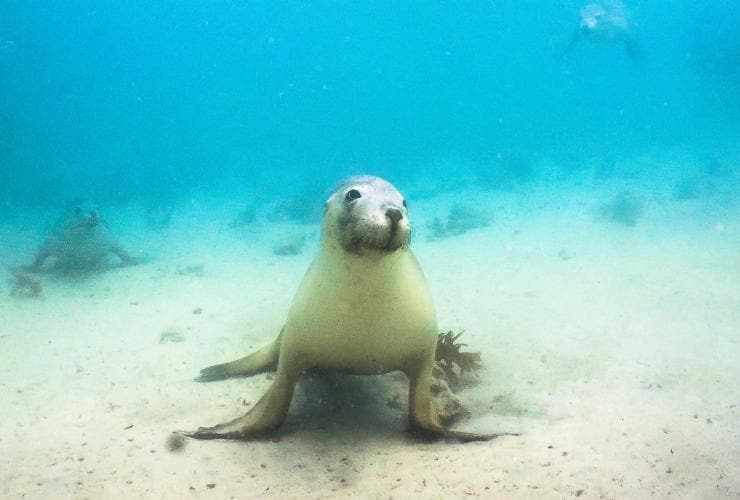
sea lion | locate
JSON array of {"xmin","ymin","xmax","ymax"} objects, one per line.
[
  {"xmin": 22, "ymin": 199, "xmax": 135, "ymax": 275},
  {"xmin": 565, "ymin": 1, "xmax": 639, "ymax": 60},
  {"xmin": 183, "ymin": 175, "xmax": 508, "ymax": 442}
]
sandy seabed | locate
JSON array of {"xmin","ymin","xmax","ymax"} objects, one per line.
[{"xmin": 0, "ymin": 178, "xmax": 738, "ymax": 499}]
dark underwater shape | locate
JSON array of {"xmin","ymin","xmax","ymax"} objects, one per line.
[
  {"xmin": 428, "ymin": 204, "xmax": 493, "ymax": 241},
  {"xmin": 598, "ymin": 191, "xmax": 643, "ymax": 227},
  {"xmin": 7, "ymin": 268, "xmax": 42, "ymax": 298},
  {"xmin": 477, "ymin": 153, "xmax": 536, "ymax": 190},
  {"xmin": 19, "ymin": 200, "xmax": 137, "ymax": 277},
  {"xmin": 565, "ymin": 1, "xmax": 640, "ymax": 60}
]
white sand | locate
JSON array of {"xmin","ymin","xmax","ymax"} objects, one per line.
[{"xmin": 1, "ymin": 178, "xmax": 738, "ymax": 499}]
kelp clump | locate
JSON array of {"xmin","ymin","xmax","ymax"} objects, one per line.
[{"xmin": 435, "ymin": 330, "xmax": 482, "ymax": 385}]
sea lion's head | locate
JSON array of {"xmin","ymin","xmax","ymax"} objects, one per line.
[
  {"xmin": 579, "ymin": 2, "xmax": 630, "ymax": 33},
  {"xmin": 579, "ymin": 3, "xmax": 607, "ymax": 30},
  {"xmin": 74, "ymin": 201, "xmax": 101, "ymax": 227},
  {"xmin": 324, "ymin": 175, "xmax": 410, "ymax": 255},
  {"xmin": 67, "ymin": 199, "xmax": 101, "ymax": 228}
]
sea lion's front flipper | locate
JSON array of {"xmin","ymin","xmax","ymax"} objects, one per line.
[
  {"xmin": 625, "ymin": 36, "xmax": 640, "ymax": 60},
  {"xmin": 409, "ymin": 425, "xmax": 519, "ymax": 443},
  {"xmin": 405, "ymin": 358, "xmax": 517, "ymax": 443},
  {"xmin": 180, "ymin": 412, "xmax": 275, "ymax": 440},
  {"xmin": 196, "ymin": 330, "xmax": 283, "ymax": 382},
  {"xmin": 184, "ymin": 358, "xmax": 299, "ymax": 440},
  {"xmin": 564, "ymin": 28, "xmax": 582, "ymax": 54},
  {"xmin": 110, "ymin": 243, "xmax": 136, "ymax": 266},
  {"xmin": 23, "ymin": 245, "xmax": 53, "ymax": 273}
]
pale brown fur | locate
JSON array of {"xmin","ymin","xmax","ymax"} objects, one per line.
[{"xmin": 182, "ymin": 176, "xmax": 510, "ymax": 442}]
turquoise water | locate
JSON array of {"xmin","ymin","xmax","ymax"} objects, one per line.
[
  {"xmin": 1, "ymin": 1, "xmax": 738, "ymax": 207},
  {"xmin": 1, "ymin": 2, "xmax": 739, "ymax": 497}
]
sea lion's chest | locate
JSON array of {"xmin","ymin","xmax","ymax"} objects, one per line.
[
  {"xmin": 283, "ymin": 250, "xmax": 437, "ymax": 373},
  {"xmin": 52, "ymin": 226, "xmax": 112, "ymax": 264}
]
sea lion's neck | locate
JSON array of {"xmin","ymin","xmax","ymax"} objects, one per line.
[{"xmin": 319, "ymin": 237, "xmax": 408, "ymax": 275}]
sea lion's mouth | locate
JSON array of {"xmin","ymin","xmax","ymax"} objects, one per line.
[
  {"xmin": 75, "ymin": 219, "xmax": 98, "ymax": 229},
  {"xmin": 383, "ymin": 220, "xmax": 411, "ymax": 252},
  {"xmin": 343, "ymin": 224, "xmax": 409, "ymax": 255}
]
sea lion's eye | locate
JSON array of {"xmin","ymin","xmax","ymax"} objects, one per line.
[{"xmin": 345, "ymin": 189, "xmax": 361, "ymax": 202}]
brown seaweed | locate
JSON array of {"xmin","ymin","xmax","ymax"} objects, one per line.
[{"xmin": 435, "ymin": 330, "xmax": 482, "ymax": 385}]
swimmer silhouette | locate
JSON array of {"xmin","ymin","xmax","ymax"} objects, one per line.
[{"xmin": 566, "ymin": 2, "xmax": 639, "ymax": 60}]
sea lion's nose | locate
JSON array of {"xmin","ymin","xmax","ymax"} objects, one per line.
[{"xmin": 385, "ymin": 207, "xmax": 403, "ymax": 225}]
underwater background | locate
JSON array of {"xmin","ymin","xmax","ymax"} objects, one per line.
[
  {"xmin": 1, "ymin": 0, "xmax": 739, "ymax": 206},
  {"xmin": 1, "ymin": 1, "xmax": 739, "ymax": 498}
]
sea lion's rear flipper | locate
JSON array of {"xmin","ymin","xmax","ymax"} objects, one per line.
[{"xmin": 196, "ymin": 329, "xmax": 283, "ymax": 382}]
